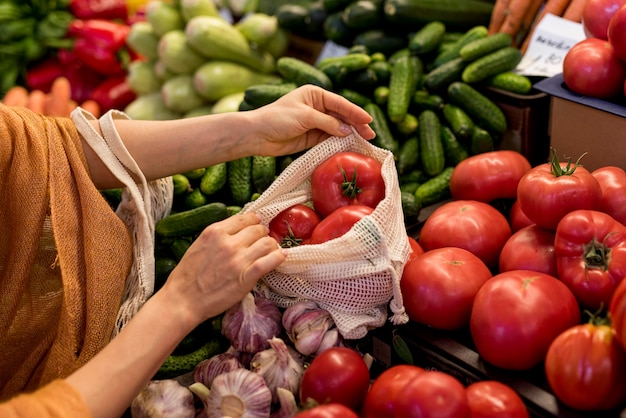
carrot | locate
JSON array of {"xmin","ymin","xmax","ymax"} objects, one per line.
[
  {"xmin": 562, "ymin": 0, "xmax": 587, "ymax": 22},
  {"xmin": 45, "ymin": 77, "xmax": 72, "ymax": 117},
  {"xmin": 2, "ymin": 86, "xmax": 30, "ymax": 107},
  {"xmin": 521, "ymin": 0, "xmax": 572, "ymax": 52},
  {"xmin": 80, "ymin": 99, "xmax": 101, "ymax": 118},
  {"xmin": 489, "ymin": 0, "xmax": 513, "ymax": 34},
  {"xmin": 500, "ymin": 0, "xmax": 542, "ymax": 37},
  {"xmin": 27, "ymin": 90, "xmax": 47, "ymax": 115},
  {"xmin": 515, "ymin": 0, "xmax": 545, "ymax": 47}
]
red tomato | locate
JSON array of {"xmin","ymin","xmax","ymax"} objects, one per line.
[
  {"xmin": 309, "ymin": 205, "xmax": 374, "ymax": 244},
  {"xmin": 401, "ymin": 247, "xmax": 492, "ymax": 330},
  {"xmin": 299, "ymin": 347, "xmax": 370, "ymax": 411},
  {"xmin": 592, "ymin": 166, "xmax": 626, "ymax": 225},
  {"xmin": 499, "ymin": 225, "xmax": 557, "ymax": 277},
  {"xmin": 516, "ymin": 155, "xmax": 602, "ymax": 230},
  {"xmin": 545, "ymin": 323, "xmax": 626, "ymax": 411},
  {"xmin": 609, "ymin": 4, "xmax": 626, "ymax": 60},
  {"xmin": 470, "ymin": 270, "xmax": 581, "ymax": 370},
  {"xmin": 294, "ymin": 404, "xmax": 359, "ymax": 418},
  {"xmin": 394, "ymin": 370, "xmax": 471, "ymax": 418},
  {"xmin": 310, "ymin": 151, "xmax": 385, "ymax": 218},
  {"xmin": 508, "ymin": 200, "xmax": 534, "ymax": 233},
  {"xmin": 407, "ymin": 236, "xmax": 424, "ymax": 261},
  {"xmin": 563, "ymin": 37, "xmax": 626, "ymax": 99},
  {"xmin": 361, "ymin": 364, "xmax": 425, "ymax": 418},
  {"xmin": 610, "ymin": 278, "xmax": 626, "ymax": 350},
  {"xmin": 269, "ymin": 204, "xmax": 321, "ymax": 247},
  {"xmin": 554, "ymin": 209, "xmax": 626, "ymax": 310},
  {"xmin": 582, "ymin": 0, "xmax": 626, "ymax": 39},
  {"xmin": 418, "ymin": 200, "xmax": 511, "ymax": 269},
  {"xmin": 466, "ymin": 381, "xmax": 530, "ymax": 418},
  {"xmin": 449, "ymin": 150, "xmax": 531, "ymax": 203}
]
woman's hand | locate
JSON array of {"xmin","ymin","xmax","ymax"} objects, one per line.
[
  {"xmin": 248, "ymin": 84, "xmax": 376, "ymax": 157},
  {"xmin": 158, "ymin": 212, "xmax": 285, "ymax": 327}
]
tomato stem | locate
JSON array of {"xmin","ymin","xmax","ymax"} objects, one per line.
[
  {"xmin": 583, "ymin": 238, "xmax": 609, "ymax": 271},
  {"xmin": 549, "ymin": 148, "xmax": 587, "ymax": 177},
  {"xmin": 279, "ymin": 220, "xmax": 303, "ymax": 248},
  {"xmin": 340, "ymin": 164, "xmax": 362, "ymax": 198}
]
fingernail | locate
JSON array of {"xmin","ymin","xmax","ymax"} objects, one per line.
[{"xmin": 339, "ymin": 122, "xmax": 352, "ymax": 134}]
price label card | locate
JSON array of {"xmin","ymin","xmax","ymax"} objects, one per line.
[{"xmin": 516, "ymin": 13, "xmax": 586, "ymax": 77}]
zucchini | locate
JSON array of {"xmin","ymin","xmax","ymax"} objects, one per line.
[
  {"xmin": 365, "ymin": 102, "xmax": 399, "ymax": 154},
  {"xmin": 276, "ymin": 56, "xmax": 333, "ymax": 89},
  {"xmin": 459, "ymin": 32, "xmax": 512, "ymax": 62},
  {"xmin": 447, "ymin": 81, "xmax": 507, "ymax": 134},
  {"xmin": 442, "ymin": 103, "xmax": 475, "ymax": 140},
  {"xmin": 409, "ymin": 21, "xmax": 447, "ymax": 55},
  {"xmin": 423, "ymin": 56, "xmax": 466, "ymax": 92},
  {"xmin": 388, "ymin": 54, "xmax": 422, "ymax": 123},
  {"xmin": 384, "ymin": 0, "xmax": 494, "ymax": 32},
  {"xmin": 461, "ymin": 46, "xmax": 523, "ymax": 83},
  {"xmin": 484, "ymin": 71, "xmax": 532, "ymax": 95},
  {"xmin": 418, "ymin": 110, "xmax": 445, "ymax": 176},
  {"xmin": 414, "ymin": 166, "xmax": 454, "ymax": 206},
  {"xmin": 243, "ymin": 82, "xmax": 297, "ymax": 108},
  {"xmin": 155, "ymin": 202, "xmax": 229, "ymax": 237},
  {"xmin": 194, "ymin": 61, "xmax": 279, "ymax": 102},
  {"xmin": 433, "ymin": 25, "xmax": 488, "ymax": 68}
]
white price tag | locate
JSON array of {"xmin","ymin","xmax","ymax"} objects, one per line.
[{"xmin": 516, "ymin": 13, "xmax": 587, "ymax": 77}]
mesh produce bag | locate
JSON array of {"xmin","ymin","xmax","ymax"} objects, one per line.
[{"xmin": 241, "ymin": 130, "xmax": 410, "ymax": 339}]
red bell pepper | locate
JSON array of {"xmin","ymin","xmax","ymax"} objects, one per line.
[
  {"xmin": 26, "ymin": 56, "xmax": 66, "ymax": 93},
  {"xmin": 69, "ymin": 0, "xmax": 128, "ymax": 21},
  {"xmin": 90, "ymin": 75, "xmax": 136, "ymax": 112}
]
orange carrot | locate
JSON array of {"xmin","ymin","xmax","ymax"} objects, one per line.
[
  {"xmin": 521, "ymin": 0, "xmax": 573, "ymax": 52},
  {"xmin": 489, "ymin": 0, "xmax": 513, "ymax": 34},
  {"xmin": 562, "ymin": 0, "xmax": 587, "ymax": 22},
  {"xmin": 45, "ymin": 77, "xmax": 72, "ymax": 117},
  {"xmin": 516, "ymin": 0, "xmax": 545, "ymax": 47},
  {"xmin": 80, "ymin": 99, "xmax": 102, "ymax": 118},
  {"xmin": 500, "ymin": 0, "xmax": 542, "ymax": 37},
  {"xmin": 2, "ymin": 86, "xmax": 30, "ymax": 107},
  {"xmin": 27, "ymin": 90, "xmax": 46, "ymax": 115}
]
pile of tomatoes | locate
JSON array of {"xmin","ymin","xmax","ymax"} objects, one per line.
[
  {"xmin": 400, "ymin": 149, "xmax": 626, "ymax": 412},
  {"xmin": 563, "ymin": 0, "xmax": 626, "ymax": 99},
  {"xmin": 268, "ymin": 151, "xmax": 385, "ymax": 247}
]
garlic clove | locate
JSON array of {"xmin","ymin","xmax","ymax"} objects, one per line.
[
  {"xmin": 130, "ymin": 379, "xmax": 196, "ymax": 418},
  {"xmin": 289, "ymin": 309, "xmax": 334, "ymax": 356},
  {"xmin": 281, "ymin": 301, "xmax": 320, "ymax": 335},
  {"xmin": 314, "ymin": 327, "xmax": 344, "ymax": 356},
  {"xmin": 193, "ymin": 351, "xmax": 244, "ymax": 388},
  {"xmin": 204, "ymin": 368, "xmax": 272, "ymax": 418},
  {"xmin": 270, "ymin": 388, "xmax": 300, "ymax": 418}
]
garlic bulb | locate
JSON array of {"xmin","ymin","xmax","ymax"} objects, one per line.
[
  {"xmin": 315, "ymin": 327, "xmax": 344, "ymax": 356},
  {"xmin": 194, "ymin": 350, "xmax": 244, "ymax": 388},
  {"xmin": 203, "ymin": 368, "xmax": 272, "ymax": 418},
  {"xmin": 130, "ymin": 379, "xmax": 196, "ymax": 418},
  {"xmin": 286, "ymin": 306, "xmax": 335, "ymax": 356},
  {"xmin": 250, "ymin": 337, "xmax": 305, "ymax": 404},
  {"xmin": 270, "ymin": 388, "xmax": 299, "ymax": 418},
  {"xmin": 222, "ymin": 291, "xmax": 282, "ymax": 354},
  {"xmin": 281, "ymin": 301, "xmax": 319, "ymax": 334}
]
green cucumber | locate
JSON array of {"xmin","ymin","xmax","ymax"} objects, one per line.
[
  {"xmin": 388, "ymin": 55, "xmax": 423, "ymax": 123},
  {"xmin": 484, "ymin": 71, "xmax": 532, "ymax": 95},
  {"xmin": 461, "ymin": 46, "xmax": 523, "ymax": 83},
  {"xmin": 447, "ymin": 81, "xmax": 507, "ymax": 134},
  {"xmin": 172, "ymin": 174, "xmax": 192, "ymax": 195},
  {"xmin": 243, "ymin": 82, "xmax": 297, "ymax": 108},
  {"xmin": 365, "ymin": 102, "xmax": 398, "ymax": 154},
  {"xmin": 317, "ymin": 53, "xmax": 372, "ymax": 79},
  {"xmin": 401, "ymin": 190, "xmax": 422, "ymax": 221},
  {"xmin": 433, "ymin": 25, "xmax": 488, "ymax": 67},
  {"xmin": 323, "ymin": 10, "xmax": 357, "ymax": 47},
  {"xmin": 374, "ymin": 85, "xmax": 390, "ymax": 106},
  {"xmin": 396, "ymin": 136, "xmax": 419, "ymax": 175},
  {"xmin": 339, "ymin": 88, "xmax": 372, "ymax": 107},
  {"xmin": 342, "ymin": 0, "xmax": 383, "ymax": 30},
  {"xmin": 170, "ymin": 237, "xmax": 192, "ymax": 261},
  {"xmin": 442, "ymin": 103, "xmax": 475, "ymax": 140},
  {"xmin": 459, "ymin": 32, "xmax": 512, "ymax": 62},
  {"xmin": 276, "ymin": 56, "xmax": 333, "ymax": 89},
  {"xmin": 470, "ymin": 126, "xmax": 495, "ymax": 154},
  {"xmin": 228, "ymin": 156, "xmax": 253, "ymax": 206},
  {"xmin": 409, "ymin": 21, "xmax": 447, "ymax": 55},
  {"xmin": 353, "ymin": 29, "xmax": 407, "ymax": 56},
  {"xmin": 412, "ymin": 90, "xmax": 444, "ymax": 112},
  {"xmin": 155, "ymin": 202, "xmax": 229, "ymax": 238},
  {"xmin": 414, "ymin": 166, "xmax": 454, "ymax": 206},
  {"xmin": 155, "ymin": 257, "xmax": 177, "ymax": 290},
  {"xmin": 156, "ymin": 339, "xmax": 224, "ymax": 379},
  {"xmin": 440, "ymin": 125, "xmax": 469, "ymax": 165},
  {"xmin": 395, "ymin": 113, "xmax": 419, "ymax": 137},
  {"xmin": 423, "ymin": 57, "xmax": 466, "ymax": 92},
  {"xmin": 200, "ymin": 162, "xmax": 228, "ymax": 196},
  {"xmin": 184, "ymin": 188, "xmax": 208, "ymax": 209},
  {"xmin": 418, "ymin": 109, "xmax": 445, "ymax": 176},
  {"xmin": 252, "ymin": 155, "xmax": 276, "ymax": 194}
]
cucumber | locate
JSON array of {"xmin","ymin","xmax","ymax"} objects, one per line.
[
  {"xmin": 433, "ymin": 25, "xmax": 488, "ymax": 67},
  {"xmin": 400, "ymin": 181, "xmax": 420, "ymax": 195},
  {"xmin": 155, "ymin": 257, "xmax": 177, "ymax": 290},
  {"xmin": 423, "ymin": 56, "xmax": 466, "ymax": 92},
  {"xmin": 323, "ymin": 10, "xmax": 357, "ymax": 47},
  {"xmin": 170, "ymin": 237, "xmax": 192, "ymax": 261},
  {"xmin": 461, "ymin": 46, "xmax": 523, "ymax": 83},
  {"xmin": 243, "ymin": 82, "xmax": 297, "ymax": 108},
  {"xmin": 414, "ymin": 166, "xmax": 454, "ymax": 206},
  {"xmin": 317, "ymin": 53, "xmax": 372, "ymax": 80},
  {"xmin": 447, "ymin": 81, "xmax": 507, "ymax": 134},
  {"xmin": 459, "ymin": 32, "xmax": 512, "ymax": 62},
  {"xmin": 388, "ymin": 54, "xmax": 423, "ymax": 123},
  {"xmin": 412, "ymin": 90, "xmax": 444, "ymax": 112},
  {"xmin": 184, "ymin": 188, "xmax": 208, "ymax": 209},
  {"xmin": 470, "ymin": 126, "xmax": 495, "ymax": 154},
  {"xmin": 384, "ymin": 0, "xmax": 493, "ymax": 32},
  {"xmin": 374, "ymin": 85, "xmax": 390, "ymax": 106},
  {"xmin": 342, "ymin": 0, "xmax": 383, "ymax": 29},
  {"xmin": 275, "ymin": 4, "xmax": 308, "ymax": 33},
  {"xmin": 440, "ymin": 125, "xmax": 469, "ymax": 165},
  {"xmin": 409, "ymin": 21, "xmax": 447, "ymax": 55},
  {"xmin": 401, "ymin": 190, "xmax": 422, "ymax": 221},
  {"xmin": 252, "ymin": 155, "xmax": 276, "ymax": 193},
  {"xmin": 183, "ymin": 167, "xmax": 206, "ymax": 180},
  {"xmin": 185, "ymin": 15, "xmax": 276, "ymax": 73},
  {"xmin": 323, "ymin": 0, "xmax": 354, "ymax": 12},
  {"xmin": 395, "ymin": 113, "xmax": 419, "ymax": 137},
  {"xmin": 353, "ymin": 29, "xmax": 407, "ymax": 56},
  {"xmin": 418, "ymin": 109, "xmax": 445, "ymax": 176},
  {"xmin": 155, "ymin": 202, "xmax": 229, "ymax": 238},
  {"xmin": 228, "ymin": 156, "xmax": 253, "ymax": 206},
  {"xmin": 200, "ymin": 162, "xmax": 228, "ymax": 196},
  {"xmin": 442, "ymin": 103, "xmax": 475, "ymax": 140},
  {"xmin": 276, "ymin": 56, "xmax": 333, "ymax": 89},
  {"xmin": 368, "ymin": 60, "xmax": 392, "ymax": 85},
  {"xmin": 156, "ymin": 338, "xmax": 224, "ymax": 379},
  {"xmin": 484, "ymin": 71, "xmax": 532, "ymax": 94},
  {"xmin": 339, "ymin": 88, "xmax": 372, "ymax": 107},
  {"xmin": 400, "ymin": 169, "xmax": 428, "ymax": 185},
  {"xmin": 396, "ymin": 135, "xmax": 419, "ymax": 175},
  {"xmin": 365, "ymin": 102, "xmax": 399, "ymax": 154}
]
